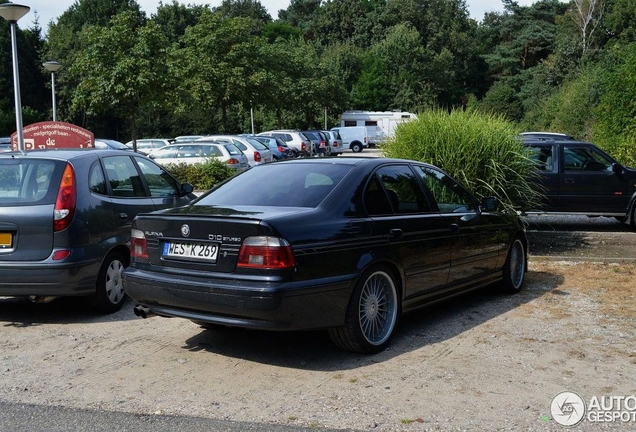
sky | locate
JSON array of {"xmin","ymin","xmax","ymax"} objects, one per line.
[{"xmin": 18, "ymin": 0, "xmax": 536, "ymax": 31}]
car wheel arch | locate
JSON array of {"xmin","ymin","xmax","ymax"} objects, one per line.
[{"xmin": 354, "ymin": 258, "xmax": 405, "ymax": 305}]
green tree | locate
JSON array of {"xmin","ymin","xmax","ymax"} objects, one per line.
[
  {"xmin": 214, "ymin": 0, "xmax": 272, "ymax": 22},
  {"xmin": 71, "ymin": 11, "xmax": 171, "ymax": 146},
  {"xmin": 171, "ymin": 11, "xmax": 267, "ymax": 132}
]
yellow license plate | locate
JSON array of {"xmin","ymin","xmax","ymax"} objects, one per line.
[{"xmin": 0, "ymin": 232, "xmax": 12, "ymax": 248}]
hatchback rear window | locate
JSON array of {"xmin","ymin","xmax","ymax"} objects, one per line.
[
  {"xmin": 196, "ymin": 163, "xmax": 353, "ymax": 207},
  {"xmin": 0, "ymin": 159, "xmax": 61, "ymax": 205}
]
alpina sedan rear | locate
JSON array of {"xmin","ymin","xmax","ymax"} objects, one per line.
[{"xmin": 124, "ymin": 158, "xmax": 527, "ymax": 353}]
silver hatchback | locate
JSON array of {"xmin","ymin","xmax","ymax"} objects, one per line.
[{"xmin": 199, "ymin": 135, "xmax": 273, "ymax": 167}]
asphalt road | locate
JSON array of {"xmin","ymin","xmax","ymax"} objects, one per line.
[{"xmin": 0, "ymin": 402, "xmax": 351, "ymax": 432}]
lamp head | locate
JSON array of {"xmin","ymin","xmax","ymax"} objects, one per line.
[
  {"xmin": 43, "ymin": 61, "xmax": 63, "ymax": 73},
  {"xmin": 0, "ymin": 3, "xmax": 30, "ymax": 23}
]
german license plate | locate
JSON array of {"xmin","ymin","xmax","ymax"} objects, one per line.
[
  {"xmin": 162, "ymin": 241, "xmax": 219, "ymax": 262},
  {"xmin": 0, "ymin": 232, "xmax": 12, "ymax": 248}
]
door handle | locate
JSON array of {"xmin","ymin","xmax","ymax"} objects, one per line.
[
  {"xmin": 564, "ymin": 178, "xmax": 575, "ymax": 184},
  {"xmin": 449, "ymin": 223, "xmax": 460, "ymax": 233},
  {"xmin": 389, "ymin": 229, "xmax": 403, "ymax": 238}
]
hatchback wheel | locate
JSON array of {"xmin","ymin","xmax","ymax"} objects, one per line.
[
  {"xmin": 501, "ymin": 238, "xmax": 526, "ymax": 293},
  {"xmin": 91, "ymin": 251, "xmax": 128, "ymax": 313},
  {"xmin": 329, "ymin": 265, "xmax": 399, "ymax": 353}
]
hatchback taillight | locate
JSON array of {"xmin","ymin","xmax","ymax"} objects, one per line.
[
  {"xmin": 333, "ymin": 141, "xmax": 339, "ymax": 148},
  {"xmin": 54, "ymin": 163, "xmax": 76, "ymax": 232},
  {"xmin": 237, "ymin": 236, "xmax": 295, "ymax": 269},
  {"xmin": 130, "ymin": 229, "xmax": 148, "ymax": 259},
  {"xmin": 227, "ymin": 158, "xmax": 239, "ymax": 165},
  {"xmin": 301, "ymin": 142, "xmax": 307, "ymax": 152},
  {"xmin": 277, "ymin": 146, "xmax": 285, "ymax": 153},
  {"xmin": 254, "ymin": 151, "xmax": 262, "ymax": 162}
]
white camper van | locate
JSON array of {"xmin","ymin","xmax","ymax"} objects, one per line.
[
  {"xmin": 340, "ymin": 111, "xmax": 417, "ymax": 145},
  {"xmin": 330, "ymin": 126, "xmax": 368, "ymax": 153}
]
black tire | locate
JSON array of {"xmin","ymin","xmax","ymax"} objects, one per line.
[
  {"xmin": 351, "ymin": 142, "xmax": 363, "ymax": 153},
  {"xmin": 328, "ymin": 265, "xmax": 399, "ymax": 353},
  {"xmin": 501, "ymin": 238, "xmax": 526, "ymax": 293},
  {"xmin": 91, "ymin": 251, "xmax": 127, "ymax": 313}
]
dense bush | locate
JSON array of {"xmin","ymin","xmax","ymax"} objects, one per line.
[
  {"xmin": 163, "ymin": 159, "xmax": 237, "ymax": 191},
  {"xmin": 382, "ymin": 109, "xmax": 542, "ymax": 213}
]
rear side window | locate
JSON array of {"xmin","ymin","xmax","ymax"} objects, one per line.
[
  {"xmin": 89, "ymin": 162, "xmax": 107, "ymax": 195},
  {"xmin": 0, "ymin": 159, "xmax": 59, "ymax": 204},
  {"xmin": 224, "ymin": 144, "xmax": 243, "ymax": 156},
  {"xmin": 103, "ymin": 155, "xmax": 146, "ymax": 197},
  {"xmin": 369, "ymin": 165, "xmax": 431, "ymax": 214},
  {"xmin": 246, "ymin": 138, "xmax": 268, "ymax": 150}
]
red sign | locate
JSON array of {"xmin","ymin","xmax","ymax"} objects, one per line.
[{"xmin": 11, "ymin": 121, "xmax": 94, "ymax": 151}]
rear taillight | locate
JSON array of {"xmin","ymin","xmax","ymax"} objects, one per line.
[
  {"xmin": 227, "ymin": 158, "xmax": 239, "ymax": 165},
  {"xmin": 301, "ymin": 142, "xmax": 307, "ymax": 152},
  {"xmin": 130, "ymin": 229, "xmax": 148, "ymax": 259},
  {"xmin": 277, "ymin": 146, "xmax": 285, "ymax": 153},
  {"xmin": 333, "ymin": 141, "xmax": 339, "ymax": 148},
  {"xmin": 254, "ymin": 151, "xmax": 262, "ymax": 162},
  {"xmin": 54, "ymin": 163, "xmax": 76, "ymax": 232},
  {"xmin": 237, "ymin": 236, "xmax": 295, "ymax": 269}
]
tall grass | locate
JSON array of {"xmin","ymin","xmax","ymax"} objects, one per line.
[{"xmin": 382, "ymin": 109, "xmax": 542, "ymax": 213}]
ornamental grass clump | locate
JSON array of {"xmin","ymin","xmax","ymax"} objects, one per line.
[{"xmin": 382, "ymin": 109, "xmax": 542, "ymax": 213}]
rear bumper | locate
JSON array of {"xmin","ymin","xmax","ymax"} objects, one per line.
[
  {"xmin": 0, "ymin": 259, "xmax": 100, "ymax": 296},
  {"xmin": 123, "ymin": 267, "xmax": 354, "ymax": 331}
]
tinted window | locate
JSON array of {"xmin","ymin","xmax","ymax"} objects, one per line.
[
  {"xmin": 200, "ymin": 145, "xmax": 223, "ymax": 157},
  {"xmin": 103, "ymin": 155, "xmax": 146, "ymax": 197},
  {"xmin": 89, "ymin": 162, "xmax": 107, "ymax": 195},
  {"xmin": 414, "ymin": 166, "xmax": 475, "ymax": 213},
  {"xmin": 196, "ymin": 163, "xmax": 352, "ymax": 207},
  {"xmin": 528, "ymin": 145, "xmax": 555, "ymax": 172},
  {"xmin": 134, "ymin": 157, "xmax": 180, "ymax": 197},
  {"xmin": 371, "ymin": 165, "xmax": 430, "ymax": 214},
  {"xmin": 0, "ymin": 159, "xmax": 58, "ymax": 204},
  {"xmin": 176, "ymin": 145, "xmax": 201, "ymax": 158},
  {"xmin": 564, "ymin": 146, "xmax": 613, "ymax": 172}
]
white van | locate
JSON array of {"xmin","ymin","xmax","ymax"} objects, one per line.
[
  {"xmin": 330, "ymin": 126, "xmax": 368, "ymax": 153},
  {"xmin": 340, "ymin": 111, "xmax": 417, "ymax": 145}
]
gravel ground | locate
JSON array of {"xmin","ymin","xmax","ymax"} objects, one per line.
[{"xmin": 1, "ymin": 255, "xmax": 635, "ymax": 431}]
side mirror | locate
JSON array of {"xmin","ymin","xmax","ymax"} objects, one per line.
[
  {"xmin": 612, "ymin": 162, "xmax": 624, "ymax": 176},
  {"xmin": 181, "ymin": 183, "xmax": 194, "ymax": 195},
  {"xmin": 481, "ymin": 196, "xmax": 499, "ymax": 212}
]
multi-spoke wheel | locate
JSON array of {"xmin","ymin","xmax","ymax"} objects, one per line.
[
  {"xmin": 91, "ymin": 251, "xmax": 128, "ymax": 313},
  {"xmin": 329, "ymin": 265, "xmax": 399, "ymax": 353},
  {"xmin": 501, "ymin": 238, "xmax": 526, "ymax": 293}
]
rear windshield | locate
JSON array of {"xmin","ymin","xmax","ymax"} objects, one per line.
[
  {"xmin": 196, "ymin": 163, "xmax": 353, "ymax": 207},
  {"xmin": 0, "ymin": 159, "xmax": 62, "ymax": 205},
  {"xmin": 246, "ymin": 137, "xmax": 268, "ymax": 150}
]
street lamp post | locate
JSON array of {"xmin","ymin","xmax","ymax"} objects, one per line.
[
  {"xmin": 0, "ymin": 3, "xmax": 30, "ymax": 152},
  {"xmin": 43, "ymin": 61, "xmax": 62, "ymax": 121}
]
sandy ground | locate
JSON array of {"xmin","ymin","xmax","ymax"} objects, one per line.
[{"xmin": 1, "ymin": 259, "xmax": 635, "ymax": 431}]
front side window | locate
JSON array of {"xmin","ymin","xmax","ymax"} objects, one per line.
[
  {"xmin": 414, "ymin": 166, "xmax": 475, "ymax": 213},
  {"xmin": 135, "ymin": 157, "xmax": 179, "ymax": 197},
  {"xmin": 563, "ymin": 146, "xmax": 614, "ymax": 172}
]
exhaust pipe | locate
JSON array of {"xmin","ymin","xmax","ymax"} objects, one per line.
[{"xmin": 133, "ymin": 305, "xmax": 156, "ymax": 319}]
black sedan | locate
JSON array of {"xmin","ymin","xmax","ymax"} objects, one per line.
[{"xmin": 124, "ymin": 158, "xmax": 528, "ymax": 353}]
